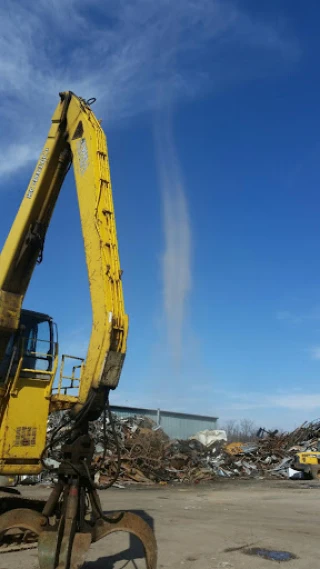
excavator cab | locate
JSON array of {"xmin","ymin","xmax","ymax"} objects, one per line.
[
  {"xmin": 0, "ymin": 309, "xmax": 58, "ymax": 475},
  {"xmin": 0, "ymin": 309, "xmax": 58, "ymax": 384}
]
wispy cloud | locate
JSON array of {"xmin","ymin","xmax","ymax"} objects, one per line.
[
  {"xmin": 276, "ymin": 305, "xmax": 320, "ymax": 325},
  {"xmin": 309, "ymin": 346, "xmax": 320, "ymax": 360},
  {"xmin": 0, "ymin": 0, "xmax": 299, "ymax": 178},
  {"xmin": 276, "ymin": 310, "xmax": 301, "ymax": 324},
  {"xmin": 275, "ymin": 393, "xmax": 320, "ymax": 410},
  {"xmin": 220, "ymin": 390, "xmax": 320, "ymax": 412},
  {"xmin": 111, "ymin": 384, "xmax": 320, "ymax": 430},
  {"xmin": 276, "ymin": 308, "xmax": 320, "ymax": 359}
]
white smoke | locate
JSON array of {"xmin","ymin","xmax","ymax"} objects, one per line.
[{"xmin": 154, "ymin": 112, "xmax": 191, "ymax": 365}]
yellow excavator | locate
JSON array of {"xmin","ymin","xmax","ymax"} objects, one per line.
[{"xmin": 0, "ymin": 92, "xmax": 157, "ymax": 569}]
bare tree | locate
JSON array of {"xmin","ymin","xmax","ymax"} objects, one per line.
[
  {"xmin": 238, "ymin": 419, "xmax": 257, "ymax": 440},
  {"xmin": 222, "ymin": 420, "xmax": 238, "ymax": 441},
  {"xmin": 221, "ymin": 419, "xmax": 257, "ymax": 442}
]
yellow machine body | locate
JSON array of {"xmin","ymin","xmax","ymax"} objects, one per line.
[
  {"xmin": 0, "ymin": 92, "xmax": 128, "ymax": 475},
  {"xmin": 295, "ymin": 451, "xmax": 320, "ymax": 466}
]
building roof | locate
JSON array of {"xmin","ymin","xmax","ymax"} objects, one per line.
[{"xmin": 110, "ymin": 404, "xmax": 218, "ymax": 422}]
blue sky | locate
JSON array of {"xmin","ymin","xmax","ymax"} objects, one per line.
[{"xmin": 1, "ymin": 0, "xmax": 320, "ymax": 430}]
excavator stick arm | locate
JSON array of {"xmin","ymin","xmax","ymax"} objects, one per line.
[{"xmin": 0, "ymin": 92, "xmax": 128, "ymax": 412}]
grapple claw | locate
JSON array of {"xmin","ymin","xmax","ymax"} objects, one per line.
[
  {"xmin": 38, "ymin": 531, "xmax": 59, "ymax": 569},
  {"xmin": 70, "ymin": 533, "xmax": 92, "ymax": 569},
  {"xmin": 0, "ymin": 507, "xmax": 46, "ymax": 536},
  {"xmin": 92, "ymin": 511, "xmax": 157, "ymax": 569},
  {"xmin": 38, "ymin": 530, "xmax": 92, "ymax": 569}
]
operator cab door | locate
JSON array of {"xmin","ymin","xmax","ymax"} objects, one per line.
[{"xmin": 0, "ymin": 309, "xmax": 57, "ymax": 385}]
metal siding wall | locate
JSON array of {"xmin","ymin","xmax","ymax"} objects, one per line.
[
  {"xmin": 159, "ymin": 414, "xmax": 217, "ymax": 439},
  {"xmin": 110, "ymin": 406, "xmax": 217, "ymax": 439}
]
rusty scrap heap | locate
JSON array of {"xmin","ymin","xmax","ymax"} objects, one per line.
[
  {"xmin": 40, "ymin": 415, "xmax": 320, "ymax": 486},
  {"xmin": 90, "ymin": 416, "xmax": 218, "ymax": 485}
]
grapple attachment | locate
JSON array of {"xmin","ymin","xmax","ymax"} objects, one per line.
[{"xmin": 0, "ymin": 431, "xmax": 157, "ymax": 569}]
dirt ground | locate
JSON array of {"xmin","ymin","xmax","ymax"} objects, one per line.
[{"xmin": 0, "ymin": 478, "xmax": 319, "ymax": 569}]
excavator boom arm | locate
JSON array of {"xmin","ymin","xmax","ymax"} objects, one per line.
[{"xmin": 0, "ymin": 91, "xmax": 128, "ymax": 409}]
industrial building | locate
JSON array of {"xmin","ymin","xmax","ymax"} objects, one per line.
[{"xmin": 110, "ymin": 405, "xmax": 218, "ymax": 439}]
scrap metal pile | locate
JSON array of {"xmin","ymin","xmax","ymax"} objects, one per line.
[{"xmin": 34, "ymin": 415, "xmax": 320, "ymax": 485}]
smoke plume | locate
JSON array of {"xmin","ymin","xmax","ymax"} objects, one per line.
[{"xmin": 154, "ymin": 112, "xmax": 192, "ymax": 366}]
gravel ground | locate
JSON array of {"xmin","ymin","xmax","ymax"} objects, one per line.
[{"xmin": 0, "ymin": 478, "xmax": 319, "ymax": 569}]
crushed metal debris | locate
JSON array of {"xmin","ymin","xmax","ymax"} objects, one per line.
[{"xmin": 25, "ymin": 415, "xmax": 320, "ymax": 486}]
